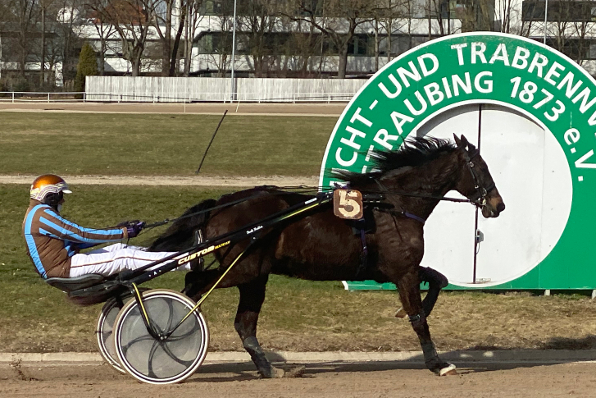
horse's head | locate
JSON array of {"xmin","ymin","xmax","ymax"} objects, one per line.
[{"xmin": 453, "ymin": 134, "xmax": 505, "ymax": 218}]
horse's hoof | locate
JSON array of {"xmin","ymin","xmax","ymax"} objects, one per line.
[
  {"xmin": 439, "ymin": 364, "xmax": 457, "ymax": 376},
  {"xmin": 271, "ymin": 366, "xmax": 286, "ymax": 378},
  {"xmin": 283, "ymin": 365, "xmax": 305, "ymax": 378},
  {"xmin": 260, "ymin": 365, "xmax": 285, "ymax": 378},
  {"xmin": 394, "ymin": 307, "xmax": 407, "ymax": 318}
]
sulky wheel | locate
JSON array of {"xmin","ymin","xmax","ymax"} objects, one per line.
[
  {"xmin": 112, "ymin": 289, "xmax": 209, "ymax": 385},
  {"xmin": 96, "ymin": 290, "xmax": 149, "ymax": 373},
  {"xmin": 96, "ymin": 297, "xmax": 127, "ymax": 373}
]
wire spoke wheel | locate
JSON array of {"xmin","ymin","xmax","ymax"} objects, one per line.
[
  {"xmin": 112, "ymin": 289, "xmax": 209, "ymax": 384},
  {"xmin": 96, "ymin": 297, "xmax": 126, "ymax": 373}
]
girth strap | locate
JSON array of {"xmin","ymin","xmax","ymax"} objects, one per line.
[
  {"xmin": 401, "ymin": 210, "xmax": 427, "ymax": 224},
  {"xmin": 355, "ymin": 227, "xmax": 369, "ymax": 279},
  {"xmin": 374, "ymin": 206, "xmax": 427, "ymax": 225},
  {"xmin": 348, "ymin": 215, "xmax": 373, "ymax": 279}
]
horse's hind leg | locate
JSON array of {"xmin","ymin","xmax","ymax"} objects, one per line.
[
  {"xmin": 397, "ymin": 270, "xmax": 456, "ymax": 376},
  {"xmin": 235, "ymin": 276, "xmax": 284, "ymax": 378}
]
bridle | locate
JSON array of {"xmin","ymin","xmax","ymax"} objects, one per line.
[{"xmin": 463, "ymin": 147, "xmax": 496, "ymax": 208}]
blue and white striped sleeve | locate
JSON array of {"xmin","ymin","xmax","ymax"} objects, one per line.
[{"xmin": 38, "ymin": 209, "xmax": 128, "ymax": 244}]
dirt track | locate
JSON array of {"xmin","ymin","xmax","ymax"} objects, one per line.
[
  {"xmin": 0, "ymin": 101, "xmax": 346, "ymax": 116},
  {"xmin": 1, "ymin": 360, "xmax": 595, "ymax": 397},
  {"xmin": 0, "ymin": 174, "xmax": 319, "ymax": 187}
]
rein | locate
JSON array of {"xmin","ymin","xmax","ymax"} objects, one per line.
[
  {"xmin": 142, "ymin": 181, "xmax": 475, "ymax": 233},
  {"xmin": 142, "ymin": 147, "xmax": 494, "ymax": 233},
  {"xmin": 141, "ymin": 186, "xmax": 323, "ymax": 231}
]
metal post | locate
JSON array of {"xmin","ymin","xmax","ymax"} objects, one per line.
[
  {"xmin": 230, "ymin": 0, "xmax": 237, "ymax": 102},
  {"xmin": 543, "ymin": 0, "xmax": 549, "ymax": 45}
]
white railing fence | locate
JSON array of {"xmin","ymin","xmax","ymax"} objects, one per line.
[{"xmin": 0, "ymin": 92, "xmax": 84, "ymax": 102}]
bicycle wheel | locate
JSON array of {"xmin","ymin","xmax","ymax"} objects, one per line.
[
  {"xmin": 96, "ymin": 297, "xmax": 126, "ymax": 373},
  {"xmin": 112, "ymin": 289, "xmax": 209, "ymax": 385}
]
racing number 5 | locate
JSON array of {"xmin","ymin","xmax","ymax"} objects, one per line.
[{"xmin": 333, "ymin": 189, "xmax": 364, "ymax": 220}]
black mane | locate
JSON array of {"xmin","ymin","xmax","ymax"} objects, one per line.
[{"xmin": 331, "ymin": 136, "xmax": 455, "ymax": 185}]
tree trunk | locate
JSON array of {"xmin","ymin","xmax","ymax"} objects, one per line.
[
  {"xmin": 41, "ymin": 6, "xmax": 45, "ymax": 87},
  {"xmin": 99, "ymin": 37, "xmax": 106, "ymax": 75},
  {"xmin": 162, "ymin": 1, "xmax": 173, "ymax": 76},
  {"xmin": 170, "ymin": 5, "xmax": 186, "ymax": 76},
  {"xmin": 337, "ymin": 47, "xmax": 348, "ymax": 78}
]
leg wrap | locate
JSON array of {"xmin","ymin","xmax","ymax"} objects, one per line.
[
  {"xmin": 408, "ymin": 312, "xmax": 426, "ymax": 328},
  {"xmin": 243, "ymin": 336, "xmax": 273, "ymax": 376}
]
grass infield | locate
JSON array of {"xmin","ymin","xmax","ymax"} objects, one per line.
[{"xmin": 0, "ymin": 112, "xmax": 335, "ymax": 177}]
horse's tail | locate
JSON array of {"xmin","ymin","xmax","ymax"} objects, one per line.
[{"xmin": 148, "ymin": 198, "xmax": 217, "ymax": 252}]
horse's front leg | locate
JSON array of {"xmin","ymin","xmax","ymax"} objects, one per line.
[
  {"xmin": 397, "ymin": 269, "xmax": 457, "ymax": 376},
  {"xmin": 235, "ymin": 276, "xmax": 285, "ymax": 378},
  {"xmin": 420, "ymin": 267, "xmax": 448, "ymax": 317},
  {"xmin": 395, "ymin": 266, "xmax": 448, "ymax": 318}
]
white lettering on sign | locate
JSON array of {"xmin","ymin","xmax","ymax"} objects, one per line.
[
  {"xmin": 368, "ymin": 38, "xmax": 596, "ymax": 181},
  {"xmin": 575, "ymin": 150, "xmax": 596, "ymax": 169},
  {"xmin": 374, "ymin": 129, "xmax": 400, "ymax": 150},
  {"xmin": 377, "ymin": 54, "xmax": 440, "ymax": 100}
]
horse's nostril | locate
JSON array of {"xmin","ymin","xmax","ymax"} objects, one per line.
[{"xmin": 497, "ymin": 202, "xmax": 505, "ymax": 213}]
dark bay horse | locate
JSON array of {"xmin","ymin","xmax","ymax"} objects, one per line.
[{"xmin": 149, "ymin": 134, "xmax": 505, "ymax": 377}]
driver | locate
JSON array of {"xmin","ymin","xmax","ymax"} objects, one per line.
[{"xmin": 22, "ymin": 174, "xmax": 190, "ymax": 279}]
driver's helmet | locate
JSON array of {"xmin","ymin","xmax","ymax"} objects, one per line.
[{"xmin": 30, "ymin": 174, "xmax": 72, "ymax": 205}]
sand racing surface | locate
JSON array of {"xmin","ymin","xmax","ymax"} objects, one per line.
[{"xmin": 2, "ymin": 360, "xmax": 596, "ymax": 398}]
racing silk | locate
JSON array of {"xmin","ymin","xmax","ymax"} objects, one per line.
[{"xmin": 22, "ymin": 199, "xmax": 129, "ymax": 278}]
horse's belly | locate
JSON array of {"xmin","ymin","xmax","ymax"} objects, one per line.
[{"xmin": 273, "ymin": 219, "xmax": 363, "ymax": 280}]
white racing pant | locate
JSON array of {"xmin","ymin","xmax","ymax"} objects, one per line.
[{"xmin": 69, "ymin": 243, "xmax": 190, "ymax": 278}]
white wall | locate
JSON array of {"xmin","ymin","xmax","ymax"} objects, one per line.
[{"xmin": 85, "ymin": 76, "xmax": 367, "ymax": 102}]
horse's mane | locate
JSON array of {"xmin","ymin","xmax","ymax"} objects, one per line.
[{"xmin": 330, "ymin": 136, "xmax": 455, "ymax": 186}]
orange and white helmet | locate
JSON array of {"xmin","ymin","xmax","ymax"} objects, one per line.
[{"xmin": 30, "ymin": 174, "xmax": 72, "ymax": 203}]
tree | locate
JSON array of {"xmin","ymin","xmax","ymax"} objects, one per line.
[
  {"xmin": 74, "ymin": 41, "xmax": 98, "ymax": 91},
  {"xmin": 89, "ymin": 0, "xmax": 155, "ymax": 76},
  {"xmin": 9, "ymin": 0, "xmax": 41, "ymax": 77},
  {"xmin": 86, "ymin": 2, "xmax": 118, "ymax": 76},
  {"xmin": 453, "ymin": 0, "xmax": 494, "ymax": 32},
  {"xmin": 284, "ymin": 0, "xmax": 379, "ymax": 79},
  {"xmin": 236, "ymin": 0, "xmax": 278, "ymax": 77},
  {"xmin": 182, "ymin": 0, "xmax": 203, "ymax": 76},
  {"xmin": 494, "ymin": 0, "xmax": 514, "ymax": 33}
]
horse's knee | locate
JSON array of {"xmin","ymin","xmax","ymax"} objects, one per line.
[{"xmin": 419, "ymin": 267, "xmax": 448, "ymax": 289}]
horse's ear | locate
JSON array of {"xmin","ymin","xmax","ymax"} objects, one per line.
[
  {"xmin": 453, "ymin": 134, "xmax": 462, "ymax": 147},
  {"xmin": 459, "ymin": 134, "xmax": 470, "ymax": 147}
]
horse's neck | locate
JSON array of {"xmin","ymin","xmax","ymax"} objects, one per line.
[{"xmin": 381, "ymin": 151, "xmax": 461, "ymax": 218}]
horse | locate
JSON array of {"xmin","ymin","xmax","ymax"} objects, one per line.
[{"xmin": 148, "ymin": 134, "xmax": 505, "ymax": 377}]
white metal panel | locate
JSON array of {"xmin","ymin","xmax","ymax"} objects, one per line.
[
  {"xmin": 474, "ymin": 106, "xmax": 545, "ymax": 285},
  {"xmin": 414, "ymin": 105, "xmax": 479, "ymax": 284},
  {"xmin": 475, "ymin": 105, "xmax": 572, "ymax": 286}
]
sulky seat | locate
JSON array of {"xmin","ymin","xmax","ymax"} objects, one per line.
[{"xmin": 45, "ymin": 274, "xmax": 106, "ymax": 293}]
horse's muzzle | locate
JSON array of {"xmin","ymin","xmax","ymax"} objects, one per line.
[{"xmin": 482, "ymin": 198, "xmax": 505, "ymax": 218}]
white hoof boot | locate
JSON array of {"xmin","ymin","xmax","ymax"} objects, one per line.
[{"xmin": 439, "ymin": 364, "xmax": 457, "ymax": 376}]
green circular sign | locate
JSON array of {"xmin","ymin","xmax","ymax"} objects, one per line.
[{"xmin": 320, "ymin": 32, "xmax": 596, "ymax": 289}]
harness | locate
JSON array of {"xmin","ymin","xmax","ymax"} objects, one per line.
[
  {"xmin": 462, "ymin": 148, "xmax": 496, "ymax": 208},
  {"xmin": 351, "ymin": 147, "xmax": 495, "ymax": 278}
]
